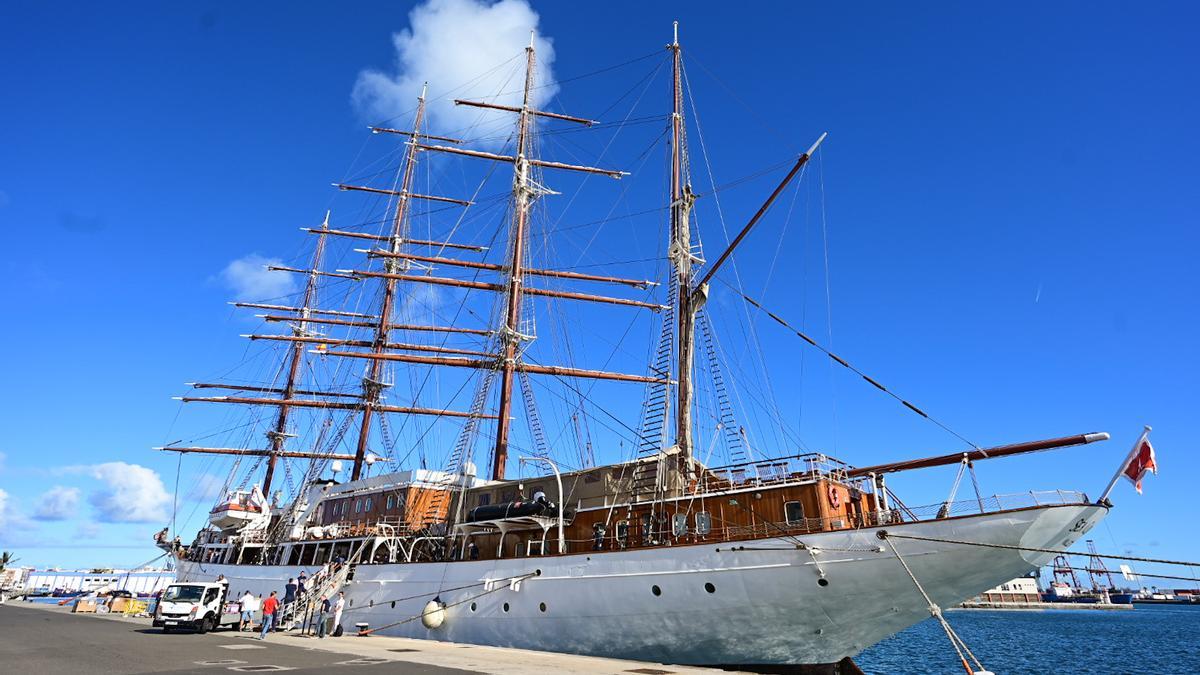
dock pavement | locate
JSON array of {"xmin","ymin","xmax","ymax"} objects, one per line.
[{"xmin": 0, "ymin": 599, "xmax": 747, "ymax": 675}]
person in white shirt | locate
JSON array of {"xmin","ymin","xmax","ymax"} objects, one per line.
[
  {"xmin": 238, "ymin": 591, "xmax": 256, "ymax": 631},
  {"xmin": 333, "ymin": 592, "xmax": 346, "ymax": 636}
]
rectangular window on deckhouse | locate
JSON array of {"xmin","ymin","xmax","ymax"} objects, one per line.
[{"xmin": 785, "ymin": 501, "xmax": 805, "ymax": 525}]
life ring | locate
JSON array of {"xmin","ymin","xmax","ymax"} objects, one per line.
[{"xmin": 827, "ymin": 484, "xmax": 842, "ymax": 509}]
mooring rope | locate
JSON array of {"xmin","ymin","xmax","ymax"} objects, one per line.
[
  {"xmin": 887, "ymin": 538, "xmax": 986, "ymax": 675},
  {"xmin": 356, "ymin": 571, "xmax": 540, "ymax": 636},
  {"xmin": 881, "ymin": 532, "xmax": 1200, "ymax": 568},
  {"xmin": 338, "ymin": 577, "xmax": 506, "ymax": 618}
]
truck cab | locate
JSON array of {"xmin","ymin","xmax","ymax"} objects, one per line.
[{"xmin": 153, "ymin": 581, "xmax": 240, "ymax": 633}]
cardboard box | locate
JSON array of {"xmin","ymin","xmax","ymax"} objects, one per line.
[{"xmin": 73, "ymin": 599, "xmax": 97, "ymax": 613}]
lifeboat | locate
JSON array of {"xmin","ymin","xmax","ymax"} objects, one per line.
[{"xmin": 208, "ymin": 487, "xmax": 269, "ymax": 530}]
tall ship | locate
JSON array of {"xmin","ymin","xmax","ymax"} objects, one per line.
[{"xmin": 157, "ymin": 25, "xmax": 1115, "ymax": 671}]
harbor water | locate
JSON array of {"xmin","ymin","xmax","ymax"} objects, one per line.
[{"xmin": 855, "ymin": 604, "xmax": 1200, "ymax": 674}]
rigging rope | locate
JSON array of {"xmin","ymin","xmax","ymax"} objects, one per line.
[
  {"xmin": 171, "ymin": 452, "xmax": 182, "ymax": 536},
  {"xmin": 682, "ymin": 59, "xmax": 793, "ymax": 455},
  {"xmin": 735, "ymin": 287, "xmax": 979, "ymax": 449},
  {"xmin": 817, "ymin": 154, "xmax": 840, "ymax": 455}
]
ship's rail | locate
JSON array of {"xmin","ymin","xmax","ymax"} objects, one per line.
[
  {"xmin": 697, "ymin": 453, "xmax": 856, "ymax": 492},
  {"xmin": 893, "ymin": 490, "xmax": 1090, "ymax": 523},
  {"xmin": 299, "ymin": 516, "xmax": 418, "ymax": 541}
]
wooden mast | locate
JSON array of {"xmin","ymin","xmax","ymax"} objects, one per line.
[
  {"xmin": 262, "ymin": 212, "xmax": 329, "ymax": 495},
  {"xmin": 491, "ymin": 36, "xmax": 538, "ymax": 481},
  {"xmin": 669, "ymin": 22, "xmax": 698, "ymax": 468},
  {"xmin": 350, "ymin": 85, "xmax": 429, "ymax": 481}
]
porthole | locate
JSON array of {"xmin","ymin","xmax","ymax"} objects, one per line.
[
  {"xmin": 818, "ymin": 578, "xmax": 830, "ymax": 587},
  {"xmin": 502, "ymin": 602, "xmax": 510, "ymax": 612},
  {"xmin": 470, "ymin": 602, "xmax": 477, "ymax": 612},
  {"xmin": 539, "ymin": 602, "xmax": 547, "ymax": 612},
  {"xmin": 391, "ymin": 601, "xmax": 395, "ymax": 609},
  {"xmin": 651, "ymin": 585, "xmax": 662, "ymax": 596},
  {"xmin": 704, "ymin": 582, "xmax": 716, "ymax": 594},
  {"xmin": 535, "ymin": 569, "xmax": 542, "ymax": 576}
]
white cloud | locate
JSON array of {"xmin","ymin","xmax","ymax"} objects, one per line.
[
  {"xmin": 87, "ymin": 462, "xmax": 172, "ymax": 524},
  {"xmin": 0, "ymin": 488, "xmax": 11, "ymax": 529},
  {"xmin": 398, "ymin": 283, "xmax": 446, "ymax": 319},
  {"xmin": 75, "ymin": 522, "xmax": 103, "ymax": 539},
  {"xmin": 0, "ymin": 488, "xmax": 32, "ymax": 536},
  {"xmin": 219, "ymin": 254, "xmax": 297, "ymax": 300},
  {"xmin": 352, "ymin": 0, "xmax": 557, "ymax": 141},
  {"xmin": 33, "ymin": 486, "xmax": 81, "ymax": 521}
]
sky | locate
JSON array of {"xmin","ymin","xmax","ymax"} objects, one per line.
[{"xmin": 0, "ymin": 0, "xmax": 1196, "ymax": 586}]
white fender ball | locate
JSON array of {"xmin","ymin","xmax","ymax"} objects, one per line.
[{"xmin": 421, "ymin": 599, "xmax": 446, "ymax": 629}]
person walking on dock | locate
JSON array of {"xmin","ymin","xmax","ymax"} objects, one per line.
[
  {"xmin": 315, "ymin": 595, "xmax": 330, "ymax": 638},
  {"xmin": 259, "ymin": 591, "xmax": 278, "ymax": 639},
  {"xmin": 238, "ymin": 590, "xmax": 255, "ymax": 631}
]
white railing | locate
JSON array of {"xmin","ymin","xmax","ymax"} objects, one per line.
[{"xmin": 896, "ymin": 490, "xmax": 1090, "ymax": 522}]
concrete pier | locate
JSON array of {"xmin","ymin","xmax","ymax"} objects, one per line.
[
  {"xmin": 956, "ymin": 600, "xmax": 1133, "ymax": 610},
  {"xmin": 1, "ymin": 600, "xmax": 746, "ymax": 675}
]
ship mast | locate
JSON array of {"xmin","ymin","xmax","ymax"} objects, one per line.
[
  {"xmin": 161, "ymin": 213, "xmax": 379, "ymax": 481},
  {"xmin": 669, "ymin": 22, "xmax": 698, "ymax": 468},
  {"xmin": 350, "ymin": 85, "xmax": 429, "ymax": 481},
  {"xmin": 491, "ymin": 36, "xmax": 538, "ymax": 481},
  {"xmin": 331, "ymin": 40, "xmax": 648, "ymax": 484},
  {"xmin": 262, "ymin": 212, "xmax": 330, "ymax": 494},
  {"xmin": 665, "ymin": 20, "xmax": 828, "ymax": 474}
]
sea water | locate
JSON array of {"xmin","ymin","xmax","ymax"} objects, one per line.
[{"xmin": 855, "ymin": 605, "xmax": 1200, "ymax": 674}]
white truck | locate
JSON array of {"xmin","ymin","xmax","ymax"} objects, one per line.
[{"xmin": 153, "ymin": 581, "xmax": 243, "ymax": 633}]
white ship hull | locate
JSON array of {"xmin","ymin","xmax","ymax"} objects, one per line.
[{"xmin": 178, "ymin": 502, "xmax": 1105, "ymax": 665}]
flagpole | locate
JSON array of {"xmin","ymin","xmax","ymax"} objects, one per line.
[{"xmin": 1098, "ymin": 425, "xmax": 1151, "ymax": 505}]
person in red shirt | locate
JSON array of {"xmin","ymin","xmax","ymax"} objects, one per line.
[{"xmin": 259, "ymin": 591, "xmax": 279, "ymax": 639}]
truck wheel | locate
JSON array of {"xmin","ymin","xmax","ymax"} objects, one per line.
[{"xmin": 197, "ymin": 616, "xmax": 212, "ymax": 634}]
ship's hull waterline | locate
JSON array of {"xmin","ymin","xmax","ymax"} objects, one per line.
[{"xmin": 177, "ymin": 502, "xmax": 1106, "ymax": 665}]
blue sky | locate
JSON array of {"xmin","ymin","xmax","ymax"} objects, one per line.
[{"xmin": 0, "ymin": 1, "xmax": 1196, "ymax": 585}]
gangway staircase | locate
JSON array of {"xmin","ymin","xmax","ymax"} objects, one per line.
[{"xmin": 290, "ymin": 539, "xmax": 369, "ymax": 633}]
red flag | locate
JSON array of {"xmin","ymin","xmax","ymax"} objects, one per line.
[{"xmin": 1122, "ymin": 435, "xmax": 1157, "ymax": 494}]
